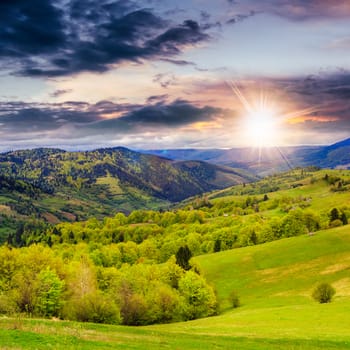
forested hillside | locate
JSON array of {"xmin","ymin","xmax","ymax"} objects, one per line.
[
  {"xmin": 0, "ymin": 147, "xmax": 256, "ymax": 242},
  {"xmin": 1, "ymin": 168, "xmax": 349, "ymax": 328}
]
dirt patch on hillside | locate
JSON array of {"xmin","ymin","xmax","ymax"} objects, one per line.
[{"xmin": 320, "ymin": 257, "xmax": 350, "ymax": 275}]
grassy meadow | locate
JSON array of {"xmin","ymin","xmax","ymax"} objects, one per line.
[{"xmin": 1, "ymin": 224, "xmax": 350, "ymax": 349}]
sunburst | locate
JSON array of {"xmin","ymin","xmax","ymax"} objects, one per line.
[{"xmin": 228, "ymin": 80, "xmax": 321, "ymax": 165}]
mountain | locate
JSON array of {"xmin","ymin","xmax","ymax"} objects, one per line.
[
  {"xmin": 0, "ymin": 147, "xmax": 257, "ymax": 239},
  {"xmin": 144, "ymin": 138, "xmax": 350, "ymax": 175},
  {"xmin": 301, "ymin": 138, "xmax": 350, "ymax": 168}
]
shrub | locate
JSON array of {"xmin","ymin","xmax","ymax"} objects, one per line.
[
  {"xmin": 329, "ymin": 219, "xmax": 343, "ymax": 228},
  {"xmin": 65, "ymin": 291, "xmax": 121, "ymax": 324},
  {"xmin": 312, "ymin": 283, "xmax": 336, "ymax": 303},
  {"xmin": 0, "ymin": 293, "xmax": 18, "ymax": 315},
  {"xmin": 228, "ymin": 290, "xmax": 240, "ymax": 308}
]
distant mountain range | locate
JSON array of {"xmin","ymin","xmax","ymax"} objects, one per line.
[
  {"xmin": 0, "ymin": 147, "xmax": 257, "ymax": 237},
  {"xmin": 143, "ymin": 138, "xmax": 350, "ymax": 176}
]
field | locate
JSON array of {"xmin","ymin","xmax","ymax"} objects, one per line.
[{"xmin": 1, "ymin": 224, "xmax": 350, "ymax": 349}]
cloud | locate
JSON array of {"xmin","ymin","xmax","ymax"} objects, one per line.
[
  {"xmin": 153, "ymin": 73, "xmax": 177, "ymax": 89},
  {"xmin": 86, "ymin": 100, "xmax": 225, "ymax": 136},
  {"xmin": 246, "ymin": 0, "xmax": 350, "ymax": 21},
  {"xmin": 0, "ymin": 0, "xmax": 211, "ymax": 77},
  {"xmin": 146, "ymin": 94, "xmax": 169, "ymax": 103},
  {"xmin": 0, "ymin": 0, "xmax": 66, "ymax": 57},
  {"xmin": 327, "ymin": 37, "xmax": 350, "ymax": 50},
  {"xmin": 265, "ymin": 71, "xmax": 350, "ymax": 136},
  {"xmin": 226, "ymin": 0, "xmax": 350, "ymax": 21},
  {"xmin": 0, "ymin": 99, "xmax": 226, "ymax": 143},
  {"xmin": 226, "ymin": 11, "xmax": 256, "ymax": 25},
  {"xmin": 50, "ymin": 89, "xmax": 73, "ymax": 98},
  {"xmin": 0, "ymin": 101, "xmax": 101, "ymax": 133}
]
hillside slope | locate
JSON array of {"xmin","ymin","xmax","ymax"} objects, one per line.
[
  {"xmin": 1, "ymin": 227, "xmax": 350, "ymax": 349},
  {"xmin": 0, "ymin": 147, "xmax": 257, "ymax": 241},
  {"xmin": 0, "ymin": 147, "xmax": 256, "ymax": 202}
]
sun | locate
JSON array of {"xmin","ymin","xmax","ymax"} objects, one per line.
[
  {"xmin": 243, "ymin": 108, "xmax": 278, "ymax": 148},
  {"xmin": 228, "ymin": 81, "xmax": 282, "ymax": 148}
]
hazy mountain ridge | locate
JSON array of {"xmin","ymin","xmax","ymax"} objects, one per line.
[{"xmin": 143, "ymin": 138, "xmax": 350, "ymax": 175}]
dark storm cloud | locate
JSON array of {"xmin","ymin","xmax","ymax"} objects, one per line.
[
  {"xmin": 0, "ymin": 0, "xmax": 66, "ymax": 57},
  {"xmin": 87, "ymin": 99, "xmax": 224, "ymax": 134},
  {"xmin": 0, "ymin": 101, "xmax": 102, "ymax": 132},
  {"xmin": 0, "ymin": 0, "xmax": 211, "ymax": 77},
  {"xmin": 0, "ymin": 99, "xmax": 224, "ymax": 135},
  {"xmin": 120, "ymin": 99, "xmax": 220, "ymax": 126}
]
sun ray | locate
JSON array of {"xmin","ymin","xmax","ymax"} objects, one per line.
[
  {"xmin": 227, "ymin": 79, "xmax": 322, "ymax": 168},
  {"xmin": 281, "ymin": 106, "xmax": 320, "ymax": 120},
  {"xmin": 227, "ymin": 81, "xmax": 254, "ymax": 115}
]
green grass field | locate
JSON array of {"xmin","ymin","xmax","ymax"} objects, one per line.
[{"xmin": 1, "ymin": 225, "xmax": 350, "ymax": 349}]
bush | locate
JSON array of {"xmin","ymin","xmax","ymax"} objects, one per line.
[
  {"xmin": 65, "ymin": 291, "xmax": 121, "ymax": 324},
  {"xmin": 228, "ymin": 290, "xmax": 240, "ymax": 308},
  {"xmin": 312, "ymin": 283, "xmax": 336, "ymax": 303},
  {"xmin": 329, "ymin": 219, "xmax": 343, "ymax": 228},
  {"xmin": 0, "ymin": 293, "xmax": 18, "ymax": 315}
]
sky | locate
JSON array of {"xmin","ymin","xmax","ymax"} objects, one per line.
[{"xmin": 1, "ymin": 0, "xmax": 350, "ymax": 150}]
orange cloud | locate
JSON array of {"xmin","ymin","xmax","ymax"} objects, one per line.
[
  {"xmin": 287, "ymin": 116, "xmax": 339, "ymax": 124},
  {"xmin": 181, "ymin": 120, "xmax": 223, "ymax": 131},
  {"xmin": 100, "ymin": 112, "xmax": 124, "ymax": 119}
]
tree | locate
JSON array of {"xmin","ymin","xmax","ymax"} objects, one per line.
[
  {"xmin": 341, "ymin": 212, "xmax": 348, "ymax": 225},
  {"xmin": 312, "ymin": 282, "xmax": 335, "ymax": 303},
  {"xmin": 178, "ymin": 271, "xmax": 217, "ymax": 320},
  {"xmin": 175, "ymin": 245, "xmax": 192, "ymax": 271},
  {"xmin": 35, "ymin": 268, "xmax": 64, "ymax": 317},
  {"xmin": 213, "ymin": 239, "xmax": 221, "ymax": 253},
  {"xmin": 249, "ymin": 230, "xmax": 257, "ymax": 245},
  {"xmin": 330, "ymin": 208, "xmax": 339, "ymax": 223}
]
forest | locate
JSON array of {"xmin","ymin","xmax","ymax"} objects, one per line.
[{"xmin": 0, "ymin": 168, "xmax": 349, "ymax": 326}]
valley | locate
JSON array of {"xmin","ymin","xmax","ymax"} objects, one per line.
[{"xmin": 1, "ymin": 167, "xmax": 350, "ymax": 349}]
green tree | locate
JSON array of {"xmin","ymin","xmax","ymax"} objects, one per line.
[
  {"xmin": 178, "ymin": 271, "xmax": 217, "ymax": 320},
  {"xmin": 175, "ymin": 245, "xmax": 192, "ymax": 271},
  {"xmin": 35, "ymin": 268, "xmax": 64, "ymax": 317}
]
